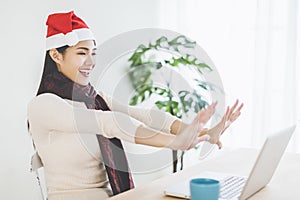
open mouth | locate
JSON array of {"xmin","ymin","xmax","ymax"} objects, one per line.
[{"xmin": 79, "ymin": 69, "xmax": 91, "ymax": 77}]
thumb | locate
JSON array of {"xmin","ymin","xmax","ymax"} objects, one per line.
[
  {"xmin": 216, "ymin": 141, "xmax": 222, "ymax": 149},
  {"xmin": 197, "ymin": 134, "xmax": 211, "ymax": 143}
]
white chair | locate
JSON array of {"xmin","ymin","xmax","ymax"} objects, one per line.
[{"xmin": 31, "ymin": 152, "xmax": 48, "ymax": 200}]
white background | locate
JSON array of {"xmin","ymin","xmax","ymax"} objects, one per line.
[
  {"xmin": 0, "ymin": 1, "xmax": 162, "ymax": 199},
  {"xmin": 0, "ymin": 0, "xmax": 299, "ymax": 199}
]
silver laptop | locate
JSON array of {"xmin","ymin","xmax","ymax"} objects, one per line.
[{"xmin": 164, "ymin": 125, "xmax": 296, "ymax": 200}]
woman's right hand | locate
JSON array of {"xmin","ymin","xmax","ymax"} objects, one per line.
[{"xmin": 168, "ymin": 102, "xmax": 217, "ymax": 150}]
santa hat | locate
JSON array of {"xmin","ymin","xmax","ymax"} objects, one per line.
[{"xmin": 45, "ymin": 11, "xmax": 96, "ymax": 50}]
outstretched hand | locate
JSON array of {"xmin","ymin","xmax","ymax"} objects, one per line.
[
  {"xmin": 168, "ymin": 102, "xmax": 217, "ymax": 150},
  {"xmin": 204, "ymin": 99, "xmax": 243, "ymax": 149}
]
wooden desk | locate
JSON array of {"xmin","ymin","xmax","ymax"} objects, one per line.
[{"xmin": 108, "ymin": 148, "xmax": 300, "ymax": 200}]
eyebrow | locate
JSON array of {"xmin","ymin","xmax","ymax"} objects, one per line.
[{"xmin": 76, "ymin": 47, "xmax": 97, "ymax": 51}]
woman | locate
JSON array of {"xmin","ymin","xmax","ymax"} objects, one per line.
[{"xmin": 27, "ymin": 11, "xmax": 243, "ymax": 200}]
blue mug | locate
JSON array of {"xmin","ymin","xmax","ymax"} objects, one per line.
[{"xmin": 190, "ymin": 178, "xmax": 220, "ymax": 200}]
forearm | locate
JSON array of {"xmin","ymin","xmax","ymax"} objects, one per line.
[
  {"xmin": 170, "ymin": 119, "xmax": 208, "ymax": 136},
  {"xmin": 135, "ymin": 104, "xmax": 217, "ymax": 150},
  {"xmin": 117, "ymin": 106, "xmax": 177, "ymax": 134},
  {"xmin": 101, "ymin": 92, "xmax": 177, "ymax": 134},
  {"xmin": 135, "ymin": 125, "xmax": 175, "ymax": 148}
]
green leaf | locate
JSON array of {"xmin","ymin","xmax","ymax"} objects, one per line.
[
  {"xmin": 190, "ymin": 90, "xmax": 208, "ymax": 112},
  {"xmin": 168, "ymin": 35, "xmax": 196, "ymax": 52},
  {"xmin": 153, "ymin": 86, "xmax": 168, "ymax": 96},
  {"xmin": 178, "ymin": 90, "xmax": 193, "ymax": 113},
  {"xmin": 194, "ymin": 79, "xmax": 222, "ymax": 93},
  {"xmin": 128, "ymin": 35, "xmax": 211, "ymax": 118},
  {"xmin": 164, "ymin": 54, "xmax": 212, "ymax": 74},
  {"xmin": 128, "ymin": 44, "xmax": 151, "ymax": 67},
  {"xmin": 154, "ymin": 36, "xmax": 168, "ymax": 48},
  {"xmin": 129, "ymin": 94, "xmax": 139, "ymax": 106},
  {"xmin": 195, "ymin": 62, "xmax": 212, "ymax": 73}
]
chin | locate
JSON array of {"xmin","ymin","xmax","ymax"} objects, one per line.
[
  {"xmin": 81, "ymin": 82, "xmax": 89, "ymax": 86},
  {"xmin": 76, "ymin": 80, "xmax": 89, "ymax": 86}
]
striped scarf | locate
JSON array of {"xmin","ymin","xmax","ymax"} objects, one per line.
[{"xmin": 37, "ymin": 71, "xmax": 134, "ymax": 195}]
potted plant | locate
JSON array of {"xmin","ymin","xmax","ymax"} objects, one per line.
[{"xmin": 127, "ymin": 35, "xmax": 214, "ymax": 172}]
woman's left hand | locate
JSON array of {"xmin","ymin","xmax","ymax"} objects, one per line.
[{"xmin": 201, "ymin": 99, "xmax": 244, "ymax": 149}]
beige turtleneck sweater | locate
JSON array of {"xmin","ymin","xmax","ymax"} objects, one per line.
[{"xmin": 27, "ymin": 93, "xmax": 177, "ymax": 200}]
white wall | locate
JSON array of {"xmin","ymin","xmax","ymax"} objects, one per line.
[
  {"xmin": 0, "ymin": 1, "xmax": 161, "ymax": 199},
  {"xmin": 158, "ymin": 0, "xmax": 300, "ymax": 152}
]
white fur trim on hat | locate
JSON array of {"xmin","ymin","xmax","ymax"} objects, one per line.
[{"xmin": 46, "ymin": 28, "xmax": 96, "ymax": 50}]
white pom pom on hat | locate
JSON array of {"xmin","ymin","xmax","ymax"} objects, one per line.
[{"xmin": 45, "ymin": 11, "xmax": 96, "ymax": 50}]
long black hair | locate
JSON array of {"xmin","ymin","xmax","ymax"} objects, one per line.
[
  {"xmin": 28, "ymin": 46, "xmax": 69, "ymax": 131},
  {"xmin": 36, "ymin": 45, "xmax": 69, "ymax": 96}
]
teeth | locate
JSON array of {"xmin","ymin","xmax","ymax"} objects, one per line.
[{"xmin": 79, "ymin": 69, "xmax": 90, "ymax": 73}]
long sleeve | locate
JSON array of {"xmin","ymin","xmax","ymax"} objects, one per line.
[
  {"xmin": 27, "ymin": 93, "xmax": 144, "ymax": 143},
  {"xmin": 99, "ymin": 92, "xmax": 178, "ymax": 134}
]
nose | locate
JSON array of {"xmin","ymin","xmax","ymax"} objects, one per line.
[{"xmin": 84, "ymin": 54, "xmax": 96, "ymax": 67}]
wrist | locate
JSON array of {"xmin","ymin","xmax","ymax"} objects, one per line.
[
  {"xmin": 199, "ymin": 128, "xmax": 209, "ymax": 136},
  {"xmin": 135, "ymin": 125, "xmax": 176, "ymax": 148},
  {"xmin": 170, "ymin": 120, "xmax": 188, "ymax": 135}
]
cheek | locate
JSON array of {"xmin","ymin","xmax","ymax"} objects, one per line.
[
  {"xmin": 67, "ymin": 59, "xmax": 82, "ymax": 70},
  {"xmin": 69, "ymin": 66, "xmax": 80, "ymax": 77},
  {"xmin": 61, "ymin": 55, "xmax": 84, "ymax": 78},
  {"xmin": 61, "ymin": 63, "xmax": 80, "ymax": 79}
]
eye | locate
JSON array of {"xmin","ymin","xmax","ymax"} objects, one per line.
[{"xmin": 78, "ymin": 52, "xmax": 86, "ymax": 55}]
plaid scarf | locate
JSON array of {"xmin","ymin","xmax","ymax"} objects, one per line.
[{"xmin": 37, "ymin": 71, "xmax": 134, "ymax": 195}]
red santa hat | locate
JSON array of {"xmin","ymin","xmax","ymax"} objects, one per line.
[{"xmin": 45, "ymin": 11, "xmax": 96, "ymax": 50}]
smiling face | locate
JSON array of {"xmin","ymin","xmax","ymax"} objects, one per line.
[{"xmin": 50, "ymin": 40, "xmax": 97, "ymax": 86}]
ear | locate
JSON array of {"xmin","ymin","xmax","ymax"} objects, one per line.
[{"xmin": 49, "ymin": 49, "xmax": 63, "ymax": 64}]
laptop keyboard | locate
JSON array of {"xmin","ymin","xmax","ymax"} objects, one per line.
[{"xmin": 220, "ymin": 176, "xmax": 246, "ymax": 199}]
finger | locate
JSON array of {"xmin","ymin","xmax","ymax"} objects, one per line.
[
  {"xmin": 195, "ymin": 102, "xmax": 217, "ymax": 125},
  {"xmin": 221, "ymin": 106, "xmax": 228, "ymax": 121},
  {"xmin": 229, "ymin": 110, "xmax": 242, "ymax": 122},
  {"xmin": 225, "ymin": 120, "xmax": 231, "ymax": 128},
  {"xmin": 207, "ymin": 102, "xmax": 217, "ymax": 112},
  {"xmin": 198, "ymin": 134, "xmax": 211, "ymax": 142},
  {"xmin": 223, "ymin": 106, "xmax": 230, "ymax": 122},
  {"xmin": 207, "ymin": 103, "xmax": 217, "ymax": 116},
  {"xmin": 222, "ymin": 123, "xmax": 230, "ymax": 133},
  {"xmin": 188, "ymin": 135, "xmax": 210, "ymax": 149},
  {"xmin": 219, "ymin": 107, "xmax": 230, "ymax": 129},
  {"xmin": 186, "ymin": 135, "xmax": 210, "ymax": 149},
  {"xmin": 230, "ymin": 102, "xmax": 243, "ymax": 116},
  {"xmin": 233, "ymin": 112, "xmax": 241, "ymax": 121},
  {"xmin": 212, "ymin": 101, "xmax": 218, "ymax": 108},
  {"xmin": 228, "ymin": 101, "xmax": 243, "ymax": 122},
  {"xmin": 228, "ymin": 99, "xmax": 239, "ymax": 115},
  {"xmin": 187, "ymin": 135, "xmax": 209, "ymax": 150},
  {"xmin": 196, "ymin": 108, "xmax": 213, "ymax": 125},
  {"xmin": 203, "ymin": 107, "xmax": 214, "ymax": 119},
  {"xmin": 236, "ymin": 102, "xmax": 244, "ymax": 112},
  {"xmin": 212, "ymin": 101, "xmax": 218, "ymax": 111},
  {"xmin": 216, "ymin": 141, "xmax": 222, "ymax": 149}
]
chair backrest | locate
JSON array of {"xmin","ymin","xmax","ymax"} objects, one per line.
[{"xmin": 31, "ymin": 152, "xmax": 48, "ymax": 200}]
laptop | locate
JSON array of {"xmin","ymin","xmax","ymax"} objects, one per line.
[{"xmin": 164, "ymin": 125, "xmax": 296, "ymax": 200}]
